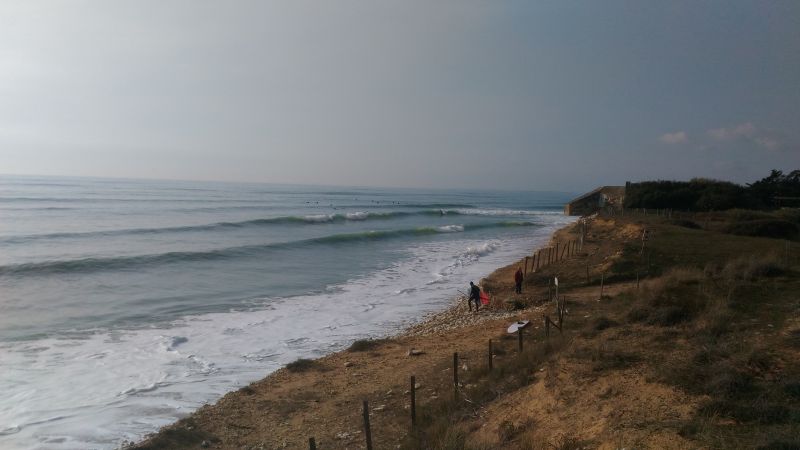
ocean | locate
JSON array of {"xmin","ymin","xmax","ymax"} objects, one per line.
[{"xmin": 0, "ymin": 175, "xmax": 573, "ymax": 449}]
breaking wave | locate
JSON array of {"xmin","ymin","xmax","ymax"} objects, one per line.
[{"xmin": 0, "ymin": 221, "xmax": 538, "ymax": 278}]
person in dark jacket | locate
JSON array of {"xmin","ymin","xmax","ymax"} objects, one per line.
[
  {"xmin": 468, "ymin": 281, "xmax": 481, "ymax": 312},
  {"xmin": 514, "ymin": 267, "xmax": 524, "ymax": 294}
]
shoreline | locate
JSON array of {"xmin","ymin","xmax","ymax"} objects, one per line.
[
  {"xmin": 130, "ymin": 220, "xmax": 575, "ymax": 449},
  {"xmin": 0, "ymin": 213, "xmax": 569, "ymax": 450}
]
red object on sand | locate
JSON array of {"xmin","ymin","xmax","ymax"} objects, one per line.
[{"xmin": 480, "ymin": 291, "xmax": 490, "ymax": 305}]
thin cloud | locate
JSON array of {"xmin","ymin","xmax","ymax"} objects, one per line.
[
  {"xmin": 707, "ymin": 122, "xmax": 756, "ymax": 141},
  {"xmin": 706, "ymin": 122, "xmax": 782, "ymax": 151},
  {"xmin": 659, "ymin": 131, "xmax": 688, "ymax": 144}
]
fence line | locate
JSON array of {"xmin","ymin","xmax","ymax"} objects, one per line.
[{"xmin": 303, "ymin": 285, "xmax": 569, "ymax": 449}]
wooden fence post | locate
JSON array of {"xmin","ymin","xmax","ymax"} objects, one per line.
[
  {"xmin": 518, "ymin": 327, "xmax": 523, "ymax": 353},
  {"xmin": 524, "ymin": 257, "xmax": 528, "ymax": 274},
  {"xmin": 453, "ymin": 352, "xmax": 459, "ymax": 400},
  {"xmin": 536, "ymin": 250, "xmax": 540, "ymax": 271},
  {"xmin": 785, "ymin": 240, "xmax": 790, "ymax": 267},
  {"xmin": 545, "ymin": 315, "xmax": 550, "ymax": 338},
  {"xmin": 599, "ymin": 272, "xmax": 605, "ymax": 300},
  {"xmin": 363, "ymin": 400, "xmax": 373, "ymax": 450},
  {"xmin": 488, "ymin": 339, "xmax": 493, "ymax": 371},
  {"xmin": 410, "ymin": 375, "xmax": 416, "ymax": 428}
]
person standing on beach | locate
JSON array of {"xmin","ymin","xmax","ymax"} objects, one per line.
[
  {"xmin": 468, "ymin": 281, "xmax": 481, "ymax": 312},
  {"xmin": 514, "ymin": 267, "xmax": 524, "ymax": 294}
]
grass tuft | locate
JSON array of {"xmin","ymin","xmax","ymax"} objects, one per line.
[
  {"xmin": 347, "ymin": 338, "xmax": 387, "ymax": 352},
  {"xmin": 285, "ymin": 358, "xmax": 320, "ymax": 373},
  {"xmin": 135, "ymin": 419, "xmax": 218, "ymax": 450},
  {"xmin": 591, "ymin": 344, "xmax": 641, "ymax": 372}
]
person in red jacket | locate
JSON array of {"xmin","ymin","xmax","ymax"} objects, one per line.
[{"xmin": 514, "ymin": 267, "xmax": 524, "ymax": 294}]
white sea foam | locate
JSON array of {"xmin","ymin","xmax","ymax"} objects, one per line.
[
  {"xmin": 454, "ymin": 208, "xmax": 562, "ymax": 217},
  {"xmin": 0, "ymin": 215, "xmax": 575, "ymax": 450},
  {"xmin": 302, "ymin": 214, "xmax": 335, "ymax": 223},
  {"xmin": 465, "ymin": 242, "xmax": 498, "ymax": 256},
  {"xmin": 436, "ymin": 224, "xmax": 464, "ymax": 233},
  {"xmin": 345, "ymin": 211, "xmax": 369, "ymax": 220}
]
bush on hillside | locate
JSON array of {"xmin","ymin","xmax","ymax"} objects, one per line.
[
  {"xmin": 724, "ymin": 219, "xmax": 798, "ymax": 239},
  {"xmin": 285, "ymin": 358, "xmax": 319, "ymax": 373},
  {"xmin": 347, "ymin": 338, "xmax": 386, "ymax": 352},
  {"xmin": 669, "ymin": 219, "xmax": 701, "ymax": 229}
]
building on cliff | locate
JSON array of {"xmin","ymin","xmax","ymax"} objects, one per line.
[{"xmin": 564, "ymin": 185, "xmax": 626, "ymax": 216}]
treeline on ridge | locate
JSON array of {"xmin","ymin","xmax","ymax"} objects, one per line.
[{"xmin": 625, "ymin": 169, "xmax": 800, "ymax": 211}]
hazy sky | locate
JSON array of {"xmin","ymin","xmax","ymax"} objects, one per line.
[{"xmin": 1, "ymin": 1, "xmax": 799, "ymax": 191}]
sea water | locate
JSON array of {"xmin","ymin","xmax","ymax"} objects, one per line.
[{"xmin": 0, "ymin": 175, "xmax": 573, "ymax": 449}]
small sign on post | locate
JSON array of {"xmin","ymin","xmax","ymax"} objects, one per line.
[{"xmin": 554, "ymin": 277, "xmax": 559, "ymax": 303}]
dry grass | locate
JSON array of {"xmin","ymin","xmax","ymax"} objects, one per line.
[
  {"xmin": 401, "ymin": 339, "xmax": 567, "ymax": 450},
  {"xmin": 718, "ymin": 253, "xmax": 785, "ymax": 282},
  {"xmin": 626, "ymin": 268, "xmax": 710, "ymax": 326}
]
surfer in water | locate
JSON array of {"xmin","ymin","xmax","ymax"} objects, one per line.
[
  {"xmin": 514, "ymin": 266, "xmax": 524, "ymax": 294},
  {"xmin": 468, "ymin": 281, "xmax": 481, "ymax": 312}
]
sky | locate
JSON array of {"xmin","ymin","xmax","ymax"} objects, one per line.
[{"xmin": 1, "ymin": 1, "xmax": 799, "ymax": 192}]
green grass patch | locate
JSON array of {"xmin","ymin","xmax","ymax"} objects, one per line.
[
  {"xmin": 285, "ymin": 358, "xmax": 321, "ymax": 373},
  {"xmin": 135, "ymin": 418, "xmax": 219, "ymax": 450},
  {"xmin": 347, "ymin": 338, "xmax": 388, "ymax": 352}
]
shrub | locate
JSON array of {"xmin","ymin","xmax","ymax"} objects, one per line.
[
  {"xmin": 721, "ymin": 254, "xmax": 784, "ymax": 282},
  {"xmin": 592, "ymin": 316, "xmax": 618, "ymax": 331},
  {"xmin": 285, "ymin": 358, "xmax": 319, "ymax": 373},
  {"xmin": 670, "ymin": 219, "xmax": 701, "ymax": 229},
  {"xmin": 699, "ymin": 398, "xmax": 790, "ymax": 424},
  {"xmin": 724, "ymin": 219, "xmax": 798, "ymax": 239},
  {"xmin": 783, "ymin": 382, "xmax": 800, "ymax": 399},
  {"xmin": 347, "ymin": 338, "xmax": 386, "ymax": 352},
  {"xmin": 789, "ymin": 329, "xmax": 800, "ymax": 349},
  {"xmin": 135, "ymin": 419, "xmax": 219, "ymax": 450},
  {"xmin": 758, "ymin": 442, "xmax": 800, "ymax": 450}
]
